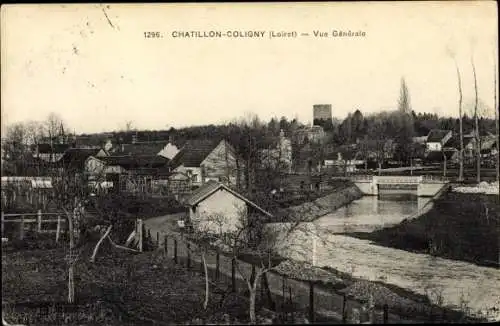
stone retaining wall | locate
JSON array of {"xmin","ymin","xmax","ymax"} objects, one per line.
[{"xmin": 276, "ymin": 183, "xmax": 363, "ymax": 222}]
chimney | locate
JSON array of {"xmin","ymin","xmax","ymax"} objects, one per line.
[{"xmin": 169, "ymin": 134, "xmax": 174, "ymax": 144}]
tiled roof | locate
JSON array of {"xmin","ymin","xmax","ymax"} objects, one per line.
[
  {"xmin": 427, "ymin": 129, "xmax": 451, "ymax": 143},
  {"xmin": 115, "ymin": 142, "xmax": 168, "ymax": 156},
  {"xmin": 186, "ymin": 180, "xmax": 272, "ymax": 217},
  {"xmin": 59, "ymin": 148, "xmax": 102, "ymax": 170},
  {"xmin": 74, "ymin": 136, "xmax": 104, "ymax": 147},
  {"xmin": 424, "ymin": 150, "xmax": 456, "ymax": 162},
  {"xmin": 100, "ymin": 155, "xmax": 169, "ymax": 169},
  {"xmin": 444, "ymin": 134, "xmax": 475, "ymax": 149},
  {"xmin": 35, "ymin": 143, "xmax": 72, "ymax": 154},
  {"xmin": 171, "ymin": 139, "xmax": 221, "ymax": 168}
]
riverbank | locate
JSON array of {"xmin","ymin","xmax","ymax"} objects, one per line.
[
  {"xmin": 343, "ymin": 191, "xmax": 500, "ymax": 267},
  {"xmin": 270, "ymin": 181, "xmax": 363, "ymax": 222}
]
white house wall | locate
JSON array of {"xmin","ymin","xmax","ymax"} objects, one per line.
[
  {"xmin": 190, "ymin": 188, "xmax": 247, "ymax": 234},
  {"xmin": 426, "ymin": 142, "xmax": 442, "ymax": 152},
  {"xmin": 174, "ymin": 165, "xmax": 202, "ymax": 185},
  {"xmin": 104, "ymin": 165, "xmax": 125, "ymax": 174},
  {"xmin": 201, "ymin": 141, "xmax": 239, "ymax": 185},
  {"xmin": 104, "ymin": 140, "xmax": 113, "ymax": 152},
  {"xmin": 85, "ymin": 157, "xmax": 106, "ymax": 175},
  {"xmin": 38, "ymin": 153, "xmax": 64, "ymax": 162}
]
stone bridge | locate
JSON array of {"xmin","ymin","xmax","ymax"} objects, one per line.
[{"xmin": 350, "ymin": 175, "xmax": 450, "ymax": 197}]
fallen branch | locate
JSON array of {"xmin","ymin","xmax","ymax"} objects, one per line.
[
  {"xmin": 90, "ymin": 225, "xmax": 113, "ymax": 262},
  {"xmin": 108, "ymin": 236, "xmax": 140, "ymax": 253}
]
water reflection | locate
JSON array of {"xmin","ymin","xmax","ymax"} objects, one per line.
[{"xmin": 313, "ymin": 195, "xmax": 432, "ymax": 233}]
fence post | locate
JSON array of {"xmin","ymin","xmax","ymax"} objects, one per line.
[
  {"xmin": 282, "ymin": 275, "xmax": 286, "ymax": 321},
  {"xmin": 260, "ymin": 273, "xmax": 265, "ymax": 300},
  {"xmin": 19, "ymin": 214, "xmax": 25, "ymax": 240},
  {"xmin": 156, "ymin": 231, "xmax": 160, "ymax": 248},
  {"xmin": 56, "ymin": 215, "xmax": 61, "ymax": 243},
  {"xmin": 1, "ymin": 211, "xmax": 4, "ymax": 237},
  {"xmin": 289, "ymin": 286, "xmax": 294, "ymax": 323},
  {"xmin": 231, "ymin": 258, "xmax": 236, "ymax": 292},
  {"xmin": 342, "ymin": 293, "xmax": 347, "ymax": 323},
  {"xmin": 309, "ymin": 281, "xmax": 314, "ymax": 323},
  {"xmin": 138, "ymin": 219, "xmax": 143, "ymax": 252},
  {"xmin": 174, "ymin": 239, "xmax": 178, "ymax": 264},
  {"xmin": 37, "ymin": 210, "xmax": 42, "ymax": 233},
  {"xmin": 215, "ymin": 251, "xmax": 220, "ymax": 280},
  {"xmin": 383, "ymin": 304, "xmax": 388, "ymax": 324},
  {"xmin": 164, "ymin": 235, "xmax": 168, "ymax": 255},
  {"xmin": 187, "ymin": 242, "xmax": 191, "ymax": 269}
]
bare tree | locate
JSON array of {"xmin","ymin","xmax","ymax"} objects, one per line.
[
  {"xmin": 366, "ymin": 114, "xmax": 389, "ymax": 175},
  {"xmin": 124, "ymin": 120, "xmax": 135, "ymax": 132},
  {"xmin": 228, "ymin": 113, "xmax": 267, "ymax": 192},
  {"xmin": 471, "ymin": 55, "xmax": 481, "ymax": 183},
  {"xmin": 45, "ymin": 113, "xmax": 66, "ymax": 141},
  {"xmin": 25, "ymin": 120, "xmax": 46, "ymax": 146},
  {"xmin": 397, "ymin": 77, "xmax": 415, "ymax": 166},
  {"xmin": 48, "ymin": 169, "xmax": 88, "ymax": 303},
  {"xmin": 46, "ymin": 154, "xmax": 127, "ymax": 303},
  {"xmin": 181, "ymin": 213, "xmax": 228, "ymax": 310},
  {"xmin": 44, "ymin": 113, "xmax": 68, "ymax": 164},
  {"xmin": 447, "ymin": 47, "xmax": 465, "ymax": 181},
  {"xmin": 2, "ymin": 123, "xmax": 28, "ymax": 175}
]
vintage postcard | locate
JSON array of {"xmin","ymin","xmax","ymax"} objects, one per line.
[{"xmin": 1, "ymin": 2, "xmax": 498, "ymax": 325}]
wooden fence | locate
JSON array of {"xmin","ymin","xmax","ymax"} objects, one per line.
[
  {"xmin": 1, "ymin": 210, "xmax": 66, "ymax": 242},
  {"xmin": 141, "ymin": 229, "xmax": 398, "ymax": 324},
  {"xmin": 139, "ymin": 226, "xmax": 477, "ymax": 324}
]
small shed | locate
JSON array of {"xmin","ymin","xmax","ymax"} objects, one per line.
[{"xmin": 186, "ymin": 180, "xmax": 272, "ymax": 234}]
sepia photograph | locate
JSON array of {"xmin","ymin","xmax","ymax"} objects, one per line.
[{"xmin": 1, "ymin": 2, "xmax": 499, "ymax": 325}]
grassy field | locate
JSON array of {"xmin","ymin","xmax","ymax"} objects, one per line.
[
  {"xmin": 345, "ymin": 192, "xmax": 500, "ymax": 267},
  {"xmin": 1, "ymin": 234, "xmax": 279, "ymax": 325}
]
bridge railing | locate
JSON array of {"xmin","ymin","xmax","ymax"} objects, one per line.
[
  {"xmin": 374, "ymin": 176, "xmax": 423, "ymax": 184},
  {"xmin": 349, "ymin": 175, "xmax": 373, "ymax": 182},
  {"xmin": 348, "ymin": 175, "xmax": 450, "ymax": 184},
  {"xmin": 421, "ymin": 175, "xmax": 451, "ymax": 183}
]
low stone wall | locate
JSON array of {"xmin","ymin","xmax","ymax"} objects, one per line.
[{"xmin": 275, "ymin": 183, "xmax": 363, "ymax": 222}]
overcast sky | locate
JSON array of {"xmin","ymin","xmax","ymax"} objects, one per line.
[{"xmin": 1, "ymin": 2, "xmax": 498, "ymax": 135}]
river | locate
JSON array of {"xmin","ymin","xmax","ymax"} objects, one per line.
[{"xmin": 272, "ymin": 195, "xmax": 500, "ymax": 321}]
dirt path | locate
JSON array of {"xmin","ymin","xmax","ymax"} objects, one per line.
[{"xmin": 143, "ymin": 213, "xmax": 185, "ymax": 245}]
